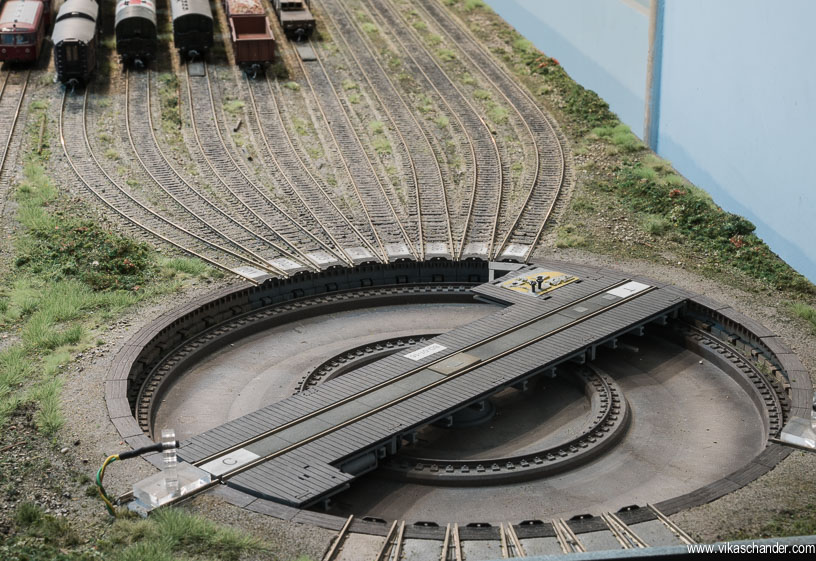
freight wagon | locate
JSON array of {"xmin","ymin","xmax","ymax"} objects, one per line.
[{"xmin": 223, "ymin": 0, "xmax": 274, "ymax": 76}]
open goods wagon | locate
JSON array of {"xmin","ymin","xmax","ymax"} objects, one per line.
[{"xmin": 223, "ymin": 0, "xmax": 274, "ymax": 75}]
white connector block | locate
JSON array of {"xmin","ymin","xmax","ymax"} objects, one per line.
[{"xmin": 132, "ymin": 462, "xmax": 211, "ymax": 508}]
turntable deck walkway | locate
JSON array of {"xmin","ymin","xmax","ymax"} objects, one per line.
[{"xmin": 177, "ymin": 263, "xmax": 689, "ymax": 507}]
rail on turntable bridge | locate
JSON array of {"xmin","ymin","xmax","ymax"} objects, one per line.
[{"xmin": 175, "ymin": 263, "xmax": 690, "ymax": 508}]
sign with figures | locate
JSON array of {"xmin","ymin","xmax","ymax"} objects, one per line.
[{"xmin": 499, "ymin": 268, "xmax": 579, "ymax": 297}]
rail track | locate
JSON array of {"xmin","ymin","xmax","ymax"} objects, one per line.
[
  {"xmin": 125, "ymin": 69, "xmax": 301, "ymax": 276},
  {"xmin": 59, "ymin": 87, "xmax": 267, "ymax": 282},
  {"xmin": 363, "ymin": 0, "xmax": 503, "ymax": 260},
  {"xmin": 296, "ymin": 40, "xmax": 419, "ymax": 262},
  {"xmin": 243, "ymin": 72, "xmax": 381, "ymax": 263},
  {"xmin": 0, "ymin": 70, "xmax": 29, "ymax": 217},
  {"xmin": 322, "ymin": 504, "xmax": 693, "ymax": 560},
  {"xmin": 417, "ymin": 0, "xmax": 570, "ymax": 262},
  {"xmin": 184, "ymin": 62, "xmax": 348, "ymax": 270},
  {"xmin": 323, "ymin": 0, "xmax": 454, "ymax": 260}
]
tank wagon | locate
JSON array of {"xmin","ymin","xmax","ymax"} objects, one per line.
[
  {"xmin": 52, "ymin": 0, "xmax": 99, "ymax": 85},
  {"xmin": 272, "ymin": 0, "xmax": 314, "ymax": 40},
  {"xmin": 115, "ymin": 0, "xmax": 157, "ymax": 67},
  {"xmin": 170, "ymin": 0, "xmax": 213, "ymax": 59},
  {"xmin": 0, "ymin": 0, "xmax": 51, "ymax": 64},
  {"xmin": 223, "ymin": 0, "xmax": 275, "ymax": 76}
]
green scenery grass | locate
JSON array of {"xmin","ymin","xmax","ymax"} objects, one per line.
[
  {"xmin": 361, "ymin": 22, "xmax": 378, "ymax": 34},
  {"xmin": 592, "ymin": 124, "xmax": 643, "ymax": 152},
  {"xmin": 0, "ymin": 113, "xmax": 220, "ymax": 435},
  {"xmin": 555, "ymin": 224, "xmax": 586, "ymax": 248},
  {"xmin": 609, "ymin": 161, "xmax": 813, "ymax": 293},
  {"xmin": 157, "ymin": 73, "xmax": 181, "ymax": 139},
  {"xmin": 727, "ymin": 505, "xmax": 816, "ymax": 541},
  {"xmin": 2, "ymin": 504, "xmax": 274, "ymax": 561},
  {"xmin": 223, "ymin": 99, "xmax": 245, "ymax": 115},
  {"xmin": 786, "ymin": 302, "xmax": 816, "ymax": 332},
  {"xmin": 436, "ymin": 48, "xmax": 457, "ymax": 62}
]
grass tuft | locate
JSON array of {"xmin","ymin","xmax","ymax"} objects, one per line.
[
  {"xmin": 159, "ymin": 257, "xmax": 209, "ymax": 277},
  {"xmin": 592, "ymin": 124, "xmax": 643, "ymax": 152},
  {"xmin": 373, "ymin": 137, "xmax": 392, "ymax": 155},
  {"xmin": 464, "ymin": 0, "xmax": 487, "ymax": 11},
  {"xmin": 787, "ymin": 302, "xmax": 816, "ymax": 332},
  {"xmin": 108, "ymin": 508, "xmax": 267, "ymax": 561},
  {"xmin": 642, "ymin": 214, "xmax": 671, "ymax": 236},
  {"xmin": 555, "ymin": 224, "xmax": 586, "ymax": 248},
  {"xmin": 437, "ymin": 48, "xmax": 457, "ymax": 62},
  {"xmin": 223, "ymin": 99, "xmax": 245, "ymax": 115}
]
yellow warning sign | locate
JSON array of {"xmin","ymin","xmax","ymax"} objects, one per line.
[{"xmin": 499, "ymin": 269, "xmax": 579, "ymax": 297}]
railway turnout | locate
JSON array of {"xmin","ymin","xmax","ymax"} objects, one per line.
[{"xmin": 175, "ymin": 264, "xmax": 688, "ymax": 508}]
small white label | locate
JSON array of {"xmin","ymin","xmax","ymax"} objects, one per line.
[
  {"xmin": 606, "ymin": 281, "xmax": 650, "ymax": 298},
  {"xmin": 404, "ymin": 343, "xmax": 447, "ymax": 361}
]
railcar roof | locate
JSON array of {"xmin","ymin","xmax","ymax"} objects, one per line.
[
  {"xmin": 226, "ymin": 0, "xmax": 265, "ymax": 16},
  {"xmin": 52, "ymin": 17, "xmax": 97, "ymax": 45},
  {"xmin": 115, "ymin": 0, "xmax": 156, "ymax": 11},
  {"xmin": 171, "ymin": 0, "xmax": 213, "ymax": 17},
  {"xmin": 0, "ymin": 1, "xmax": 43, "ymax": 30},
  {"xmin": 56, "ymin": 0, "xmax": 100, "ymax": 23}
]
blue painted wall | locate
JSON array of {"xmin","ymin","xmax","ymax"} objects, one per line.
[
  {"xmin": 658, "ymin": 0, "xmax": 816, "ymax": 282},
  {"xmin": 487, "ymin": 0, "xmax": 816, "ymax": 282},
  {"xmin": 486, "ymin": 0, "xmax": 649, "ymax": 136}
]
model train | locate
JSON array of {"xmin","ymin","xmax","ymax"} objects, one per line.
[
  {"xmin": 0, "ymin": 0, "xmax": 51, "ymax": 64},
  {"xmin": 115, "ymin": 0, "xmax": 157, "ymax": 67},
  {"xmin": 52, "ymin": 0, "xmax": 99, "ymax": 85},
  {"xmin": 48, "ymin": 0, "xmax": 311, "ymax": 84},
  {"xmin": 272, "ymin": 0, "xmax": 315, "ymax": 40},
  {"xmin": 222, "ymin": 0, "xmax": 275, "ymax": 75},
  {"xmin": 170, "ymin": 0, "xmax": 213, "ymax": 59}
]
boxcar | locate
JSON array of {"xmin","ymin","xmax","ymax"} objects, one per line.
[
  {"xmin": 0, "ymin": 0, "xmax": 50, "ymax": 64},
  {"xmin": 223, "ymin": 0, "xmax": 275, "ymax": 75},
  {"xmin": 272, "ymin": 0, "xmax": 315, "ymax": 41},
  {"xmin": 52, "ymin": 0, "xmax": 99, "ymax": 85},
  {"xmin": 170, "ymin": 0, "xmax": 213, "ymax": 58},
  {"xmin": 115, "ymin": 0, "xmax": 157, "ymax": 67}
]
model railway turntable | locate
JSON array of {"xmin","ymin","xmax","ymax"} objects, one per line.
[{"xmin": 171, "ymin": 265, "xmax": 687, "ymax": 508}]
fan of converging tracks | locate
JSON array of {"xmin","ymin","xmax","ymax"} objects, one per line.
[{"xmin": 53, "ymin": 0, "xmax": 569, "ymax": 279}]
